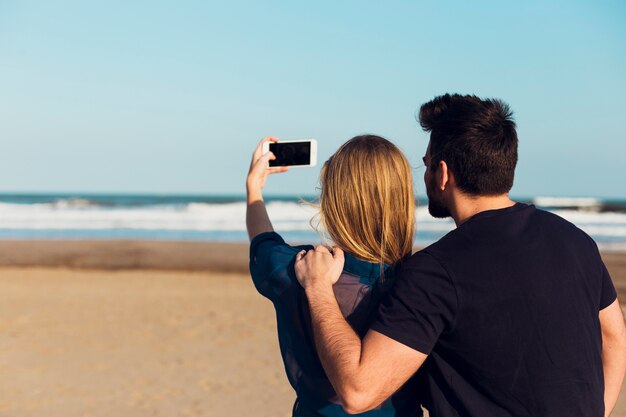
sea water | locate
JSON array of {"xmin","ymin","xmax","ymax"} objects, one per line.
[{"xmin": 0, "ymin": 194, "xmax": 625, "ymax": 251}]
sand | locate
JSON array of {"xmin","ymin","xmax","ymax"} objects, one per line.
[
  {"xmin": 0, "ymin": 268, "xmax": 293, "ymax": 417},
  {"xmin": 0, "ymin": 241, "xmax": 625, "ymax": 417},
  {"xmin": 0, "ymin": 241, "xmax": 250, "ymax": 273}
]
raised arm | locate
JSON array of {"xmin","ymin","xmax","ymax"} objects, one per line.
[
  {"xmin": 295, "ymin": 246, "xmax": 426, "ymax": 413},
  {"xmin": 600, "ymin": 298, "xmax": 626, "ymax": 417},
  {"xmin": 246, "ymin": 137, "xmax": 288, "ymax": 240}
]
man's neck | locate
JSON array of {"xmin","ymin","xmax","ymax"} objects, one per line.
[{"xmin": 449, "ymin": 193, "xmax": 516, "ymax": 226}]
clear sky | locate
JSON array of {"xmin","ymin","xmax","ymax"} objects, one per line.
[{"xmin": 1, "ymin": 0, "xmax": 625, "ymax": 199}]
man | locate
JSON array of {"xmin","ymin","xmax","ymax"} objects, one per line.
[{"xmin": 294, "ymin": 94, "xmax": 626, "ymax": 416}]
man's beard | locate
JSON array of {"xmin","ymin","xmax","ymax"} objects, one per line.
[{"xmin": 426, "ymin": 174, "xmax": 451, "ymax": 219}]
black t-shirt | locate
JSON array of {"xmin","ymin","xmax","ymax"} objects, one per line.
[{"xmin": 372, "ymin": 203, "xmax": 617, "ymax": 417}]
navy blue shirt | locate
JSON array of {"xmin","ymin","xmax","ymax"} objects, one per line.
[
  {"xmin": 372, "ymin": 203, "xmax": 617, "ymax": 417},
  {"xmin": 250, "ymin": 232, "xmax": 423, "ymax": 417}
]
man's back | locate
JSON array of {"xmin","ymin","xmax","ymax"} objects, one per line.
[
  {"xmin": 293, "ymin": 94, "xmax": 625, "ymax": 417},
  {"xmin": 373, "ymin": 203, "xmax": 616, "ymax": 416}
]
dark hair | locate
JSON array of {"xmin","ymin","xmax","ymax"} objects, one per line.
[{"xmin": 418, "ymin": 94, "xmax": 518, "ymax": 196}]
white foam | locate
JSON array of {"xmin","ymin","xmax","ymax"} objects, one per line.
[
  {"xmin": 551, "ymin": 209, "xmax": 626, "ymax": 224},
  {"xmin": 0, "ymin": 201, "xmax": 624, "ymax": 243},
  {"xmin": 0, "ymin": 201, "xmax": 318, "ymax": 232},
  {"xmin": 533, "ymin": 196, "xmax": 601, "ymax": 209}
]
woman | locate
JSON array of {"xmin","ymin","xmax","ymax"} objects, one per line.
[{"xmin": 246, "ymin": 135, "xmax": 421, "ymax": 416}]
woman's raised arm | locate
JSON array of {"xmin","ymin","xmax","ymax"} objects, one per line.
[{"xmin": 246, "ymin": 137, "xmax": 288, "ymax": 240}]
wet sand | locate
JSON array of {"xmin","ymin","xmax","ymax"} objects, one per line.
[{"xmin": 0, "ymin": 241, "xmax": 624, "ymax": 417}]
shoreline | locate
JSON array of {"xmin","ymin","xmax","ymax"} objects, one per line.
[
  {"xmin": 0, "ymin": 239, "xmax": 624, "ymax": 303},
  {"xmin": 0, "ymin": 240, "xmax": 624, "ymax": 299},
  {"xmin": 0, "ymin": 240, "xmax": 251, "ymax": 273},
  {"xmin": 0, "ymin": 238, "xmax": 624, "ymax": 265}
]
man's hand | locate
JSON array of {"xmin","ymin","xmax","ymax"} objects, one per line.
[
  {"xmin": 295, "ymin": 245, "xmax": 345, "ymax": 291},
  {"xmin": 295, "ymin": 244, "xmax": 425, "ymax": 413}
]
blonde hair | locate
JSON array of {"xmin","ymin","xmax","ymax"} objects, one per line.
[{"xmin": 318, "ymin": 135, "xmax": 415, "ymax": 267}]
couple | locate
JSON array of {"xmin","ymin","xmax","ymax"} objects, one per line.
[{"xmin": 246, "ymin": 94, "xmax": 626, "ymax": 417}]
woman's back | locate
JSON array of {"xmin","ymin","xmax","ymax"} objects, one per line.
[
  {"xmin": 246, "ymin": 135, "xmax": 419, "ymax": 416},
  {"xmin": 250, "ymin": 232, "xmax": 422, "ymax": 417}
]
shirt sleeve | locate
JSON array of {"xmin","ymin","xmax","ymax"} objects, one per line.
[
  {"xmin": 587, "ymin": 233, "xmax": 617, "ymax": 311},
  {"xmin": 249, "ymin": 231, "xmax": 312, "ymax": 301},
  {"xmin": 370, "ymin": 251, "xmax": 457, "ymax": 355},
  {"xmin": 599, "ymin": 261, "xmax": 617, "ymax": 310}
]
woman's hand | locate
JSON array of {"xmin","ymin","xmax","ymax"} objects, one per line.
[{"xmin": 246, "ymin": 137, "xmax": 288, "ymax": 200}]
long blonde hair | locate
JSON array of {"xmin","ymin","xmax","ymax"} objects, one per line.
[{"xmin": 318, "ymin": 135, "xmax": 415, "ymax": 266}]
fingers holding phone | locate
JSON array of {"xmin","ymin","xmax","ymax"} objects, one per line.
[
  {"xmin": 250, "ymin": 136, "xmax": 279, "ymax": 171},
  {"xmin": 247, "ymin": 137, "xmax": 318, "ymax": 196},
  {"xmin": 247, "ymin": 137, "xmax": 289, "ymax": 193}
]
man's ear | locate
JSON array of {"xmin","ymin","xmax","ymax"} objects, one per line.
[{"xmin": 437, "ymin": 160, "xmax": 450, "ymax": 191}]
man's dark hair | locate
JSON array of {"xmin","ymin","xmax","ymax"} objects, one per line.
[{"xmin": 419, "ymin": 94, "xmax": 518, "ymax": 196}]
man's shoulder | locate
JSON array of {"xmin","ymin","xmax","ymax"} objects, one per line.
[
  {"xmin": 401, "ymin": 247, "xmax": 451, "ymax": 279},
  {"xmin": 415, "ymin": 225, "xmax": 470, "ymax": 265},
  {"xmin": 529, "ymin": 205, "xmax": 596, "ymax": 244},
  {"xmin": 415, "ymin": 204, "xmax": 597, "ymax": 265}
]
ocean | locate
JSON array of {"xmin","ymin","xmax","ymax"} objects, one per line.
[{"xmin": 0, "ymin": 193, "xmax": 625, "ymax": 251}]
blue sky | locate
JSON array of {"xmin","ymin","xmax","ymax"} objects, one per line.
[{"xmin": 0, "ymin": 1, "xmax": 625, "ymax": 199}]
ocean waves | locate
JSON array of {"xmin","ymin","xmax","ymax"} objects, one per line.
[{"xmin": 0, "ymin": 195, "xmax": 625, "ymax": 249}]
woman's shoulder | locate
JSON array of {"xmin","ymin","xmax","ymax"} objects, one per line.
[
  {"xmin": 249, "ymin": 231, "xmax": 315, "ymax": 276},
  {"xmin": 341, "ymin": 253, "xmax": 398, "ymax": 285},
  {"xmin": 249, "ymin": 231, "xmax": 314, "ymax": 299},
  {"xmin": 250, "ymin": 231, "xmax": 313, "ymax": 257}
]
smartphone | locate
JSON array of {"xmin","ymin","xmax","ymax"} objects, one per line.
[{"xmin": 262, "ymin": 139, "xmax": 317, "ymax": 168}]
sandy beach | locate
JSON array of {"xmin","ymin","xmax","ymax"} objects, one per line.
[{"xmin": 0, "ymin": 241, "xmax": 625, "ymax": 417}]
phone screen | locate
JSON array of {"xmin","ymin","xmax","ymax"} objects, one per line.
[{"xmin": 268, "ymin": 141, "xmax": 312, "ymax": 167}]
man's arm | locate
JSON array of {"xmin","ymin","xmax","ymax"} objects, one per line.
[
  {"xmin": 600, "ymin": 298, "xmax": 626, "ymax": 417},
  {"xmin": 296, "ymin": 246, "xmax": 426, "ymax": 413}
]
